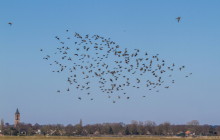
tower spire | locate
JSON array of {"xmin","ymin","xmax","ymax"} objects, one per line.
[
  {"xmin": 15, "ymin": 108, "xmax": 20, "ymax": 115},
  {"xmin": 14, "ymin": 108, "xmax": 20, "ymax": 127}
]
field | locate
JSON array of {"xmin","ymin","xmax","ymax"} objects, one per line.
[{"xmin": 1, "ymin": 136, "xmax": 220, "ymax": 140}]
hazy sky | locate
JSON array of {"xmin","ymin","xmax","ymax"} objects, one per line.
[{"xmin": 0, "ymin": 0, "xmax": 220, "ymax": 125}]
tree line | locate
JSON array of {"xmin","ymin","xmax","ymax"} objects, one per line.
[{"xmin": 0, "ymin": 119, "xmax": 220, "ymax": 136}]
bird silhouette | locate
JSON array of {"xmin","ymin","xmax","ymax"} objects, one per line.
[
  {"xmin": 8, "ymin": 22, "xmax": 12, "ymax": 26},
  {"xmin": 176, "ymin": 17, "xmax": 181, "ymax": 23}
]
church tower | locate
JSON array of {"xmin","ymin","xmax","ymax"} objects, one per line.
[{"xmin": 14, "ymin": 108, "xmax": 20, "ymax": 127}]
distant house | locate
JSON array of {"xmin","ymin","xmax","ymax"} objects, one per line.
[
  {"xmin": 176, "ymin": 130, "xmax": 194, "ymax": 137},
  {"xmin": 185, "ymin": 130, "xmax": 191, "ymax": 136},
  {"xmin": 176, "ymin": 131, "xmax": 185, "ymax": 137},
  {"xmin": 93, "ymin": 131, "xmax": 100, "ymax": 136},
  {"xmin": 20, "ymin": 130, "xmax": 27, "ymax": 136},
  {"xmin": 35, "ymin": 129, "xmax": 41, "ymax": 135}
]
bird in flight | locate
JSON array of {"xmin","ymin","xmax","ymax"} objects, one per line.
[
  {"xmin": 8, "ymin": 22, "xmax": 12, "ymax": 26},
  {"xmin": 176, "ymin": 17, "xmax": 181, "ymax": 23}
]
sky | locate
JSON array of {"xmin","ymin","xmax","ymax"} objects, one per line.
[{"xmin": 0, "ymin": 0, "xmax": 220, "ymax": 126}]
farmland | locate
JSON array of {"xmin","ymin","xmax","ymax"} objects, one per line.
[{"xmin": 1, "ymin": 136, "xmax": 220, "ymax": 140}]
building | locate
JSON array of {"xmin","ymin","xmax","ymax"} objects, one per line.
[{"xmin": 14, "ymin": 108, "xmax": 20, "ymax": 127}]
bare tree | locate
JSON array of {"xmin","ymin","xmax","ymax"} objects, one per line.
[
  {"xmin": 137, "ymin": 121, "xmax": 146, "ymax": 135},
  {"xmin": 187, "ymin": 120, "xmax": 200, "ymax": 135},
  {"xmin": 145, "ymin": 121, "xmax": 156, "ymax": 135},
  {"xmin": 162, "ymin": 122, "xmax": 172, "ymax": 135},
  {"xmin": 111, "ymin": 123, "xmax": 124, "ymax": 135},
  {"xmin": 75, "ymin": 124, "xmax": 83, "ymax": 135},
  {"xmin": 170, "ymin": 125, "xmax": 187, "ymax": 135},
  {"xmin": 200, "ymin": 125, "xmax": 211, "ymax": 136},
  {"xmin": 215, "ymin": 126, "xmax": 220, "ymax": 136},
  {"xmin": 129, "ymin": 120, "xmax": 139, "ymax": 135},
  {"xmin": 65, "ymin": 124, "xmax": 74, "ymax": 136}
]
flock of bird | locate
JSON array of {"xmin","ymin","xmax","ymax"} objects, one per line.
[
  {"xmin": 40, "ymin": 17, "xmax": 191, "ymax": 103},
  {"xmin": 4, "ymin": 17, "xmax": 189, "ymax": 103}
]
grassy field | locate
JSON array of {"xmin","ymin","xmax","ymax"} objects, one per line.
[{"xmin": 1, "ymin": 136, "xmax": 220, "ymax": 140}]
